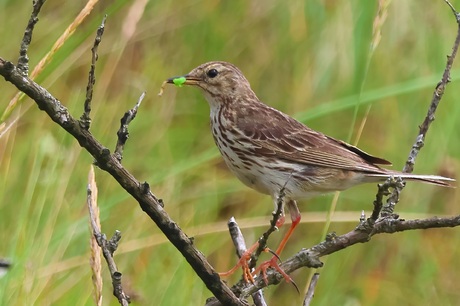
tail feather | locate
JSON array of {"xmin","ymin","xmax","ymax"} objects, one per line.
[{"xmin": 366, "ymin": 173, "xmax": 455, "ymax": 187}]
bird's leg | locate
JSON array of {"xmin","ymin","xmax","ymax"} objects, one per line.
[
  {"xmin": 253, "ymin": 199, "xmax": 300, "ymax": 284},
  {"xmin": 273, "ymin": 200, "xmax": 300, "ymax": 256},
  {"xmin": 219, "ymin": 195, "xmax": 287, "ymax": 283},
  {"xmin": 219, "ymin": 197, "xmax": 299, "ymax": 284}
]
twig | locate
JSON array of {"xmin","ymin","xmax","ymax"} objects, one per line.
[
  {"xmin": 88, "ymin": 166, "xmax": 130, "ymax": 305},
  {"xmin": 1, "ymin": 2, "xmax": 458, "ymax": 305},
  {"xmin": 1, "ymin": 0, "xmax": 100, "ymax": 122},
  {"xmin": 80, "ymin": 15, "xmax": 107, "ymax": 130},
  {"xmin": 114, "ymin": 92, "xmax": 146, "ymax": 162},
  {"xmin": 228, "ymin": 217, "xmax": 249, "ymax": 257},
  {"xmin": 0, "ymin": 58, "xmax": 245, "ymax": 306},
  {"xmin": 368, "ymin": 177, "xmax": 404, "ymax": 218},
  {"xmin": 403, "ymin": 0, "xmax": 460, "ymax": 174},
  {"xmin": 17, "ymin": 0, "xmax": 46, "ymax": 75},
  {"xmin": 380, "ymin": 177, "xmax": 405, "ymax": 217},
  {"xmin": 227, "ymin": 217, "xmax": 267, "ymax": 306},
  {"xmin": 252, "ymin": 186, "xmax": 286, "ymax": 266},
  {"xmin": 370, "ymin": 178, "xmax": 393, "ymax": 222},
  {"xmin": 359, "ymin": 210, "xmax": 366, "ymax": 224},
  {"xmin": 382, "ymin": 0, "xmax": 460, "ymax": 215},
  {"xmin": 0, "ymin": 8, "xmax": 241, "ymax": 302},
  {"xmin": 303, "ymin": 273, "xmax": 320, "ymax": 306},
  {"xmin": 206, "ymin": 217, "xmax": 269, "ymax": 306},
  {"xmin": 238, "ymin": 214, "xmax": 460, "ymax": 297},
  {"xmin": 1, "ymin": 9, "xmax": 251, "ymax": 305}
]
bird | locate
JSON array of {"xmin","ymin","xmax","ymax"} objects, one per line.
[{"xmin": 162, "ymin": 61, "xmax": 454, "ymax": 283}]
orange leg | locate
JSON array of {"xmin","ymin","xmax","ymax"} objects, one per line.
[
  {"xmin": 219, "ymin": 200, "xmax": 300, "ymax": 284},
  {"xmin": 253, "ymin": 199, "xmax": 301, "ymax": 284}
]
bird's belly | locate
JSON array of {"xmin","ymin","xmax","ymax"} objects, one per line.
[
  {"xmin": 217, "ymin": 147, "xmax": 273, "ymax": 195},
  {"xmin": 215, "ymin": 143, "xmax": 316, "ymax": 198}
]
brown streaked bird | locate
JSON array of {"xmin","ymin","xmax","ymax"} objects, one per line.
[{"xmin": 163, "ymin": 61, "xmax": 454, "ymax": 282}]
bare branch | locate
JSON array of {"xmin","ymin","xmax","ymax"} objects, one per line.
[
  {"xmin": 88, "ymin": 166, "xmax": 130, "ymax": 305},
  {"xmin": 80, "ymin": 15, "xmax": 107, "ymax": 130},
  {"xmin": 444, "ymin": 0, "xmax": 460, "ymax": 21},
  {"xmin": 0, "ymin": 57, "xmax": 245, "ymax": 306},
  {"xmin": 17, "ymin": 0, "xmax": 46, "ymax": 75},
  {"xmin": 383, "ymin": 0, "xmax": 460, "ymax": 215},
  {"xmin": 1, "ymin": 1, "xmax": 459, "ymax": 305},
  {"xmin": 227, "ymin": 218, "xmax": 267, "ymax": 306},
  {"xmin": 303, "ymin": 273, "xmax": 320, "ymax": 306},
  {"xmin": 207, "ymin": 218, "xmax": 266, "ymax": 305},
  {"xmin": 228, "ymin": 217, "xmax": 249, "ymax": 257},
  {"xmin": 370, "ymin": 177, "xmax": 396, "ymax": 221},
  {"xmin": 1, "ymin": 0, "xmax": 100, "ymax": 122},
  {"xmin": 402, "ymin": 0, "xmax": 460, "ymax": 174},
  {"xmin": 380, "ymin": 177, "xmax": 405, "ymax": 217},
  {"xmin": 239, "ymin": 214, "xmax": 460, "ymax": 297},
  {"xmin": 114, "ymin": 92, "xmax": 146, "ymax": 162}
]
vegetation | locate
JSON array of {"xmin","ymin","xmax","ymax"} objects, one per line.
[{"xmin": 0, "ymin": 0, "xmax": 459, "ymax": 305}]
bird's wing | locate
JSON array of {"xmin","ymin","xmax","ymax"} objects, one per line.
[{"xmin": 235, "ymin": 103, "xmax": 391, "ymax": 173}]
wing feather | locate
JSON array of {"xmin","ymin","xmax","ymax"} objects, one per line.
[{"xmin": 235, "ymin": 102, "xmax": 391, "ymax": 174}]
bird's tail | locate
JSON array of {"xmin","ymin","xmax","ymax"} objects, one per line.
[{"xmin": 366, "ymin": 173, "xmax": 455, "ymax": 187}]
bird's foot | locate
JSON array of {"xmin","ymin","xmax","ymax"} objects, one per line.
[
  {"xmin": 218, "ymin": 243, "xmax": 258, "ymax": 283},
  {"xmin": 219, "ymin": 246, "xmax": 297, "ymax": 291},
  {"xmin": 253, "ymin": 254, "xmax": 292, "ymax": 285}
]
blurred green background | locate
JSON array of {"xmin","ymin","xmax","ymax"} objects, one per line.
[{"xmin": 0, "ymin": 0, "xmax": 459, "ymax": 305}]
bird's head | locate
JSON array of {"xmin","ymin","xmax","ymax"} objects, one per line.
[{"xmin": 166, "ymin": 61, "xmax": 256, "ymax": 108}]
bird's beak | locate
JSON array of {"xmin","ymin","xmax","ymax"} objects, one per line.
[
  {"xmin": 159, "ymin": 74, "xmax": 202, "ymax": 96},
  {"xmin": 166, "ymin": 74, "xmax": 201, "ymax": 86}
]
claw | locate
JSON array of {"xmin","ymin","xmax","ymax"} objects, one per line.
[
  {"xmin": 290, "ymin": 278, "xmax": 300, "ymax": 294},
  {"xmin": 253, "ymin": 255, "xmax": 293, "ymax": 285},
  {"xmin": 266, "ymin": 248, "xmax": 282, "ymax": 262}
]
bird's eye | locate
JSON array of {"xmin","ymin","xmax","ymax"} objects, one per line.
[{"xmin": 207, "ymin": 69, "xmax": 219, "ymax": 78}]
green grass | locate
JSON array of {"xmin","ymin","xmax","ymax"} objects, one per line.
[{"xmin": 1, "ymin": 0, "xmax": 459, "ymax": 305}]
